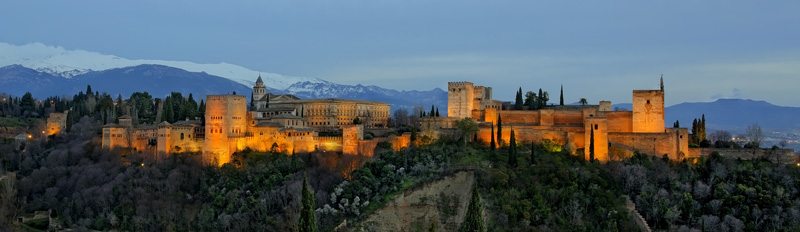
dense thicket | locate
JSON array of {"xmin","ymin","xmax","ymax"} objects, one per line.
[
  {"xmin": 0, "ymin": 116, "xmax": 364, "ymax": 231},
  {"xmin": 610, "ymin": 152, "xmax": 800, "ymax": 231}
]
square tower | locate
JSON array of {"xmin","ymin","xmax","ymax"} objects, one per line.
[
  {"xmin": 632, "ymin": 90, "xmax": 665, "ymax": 133},
  {"xmin": 447, "ymin": 82, "xmax": 475, "ymax": 119},
  {"xmin": 584, "ymin": 117, "xmax": 609, "ymax": 162},
  {"xmin": 203, "ymin": 95, "xmax": 248, "ymax": 166}
]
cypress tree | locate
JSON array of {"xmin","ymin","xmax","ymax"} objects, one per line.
[
  {"xmin": 538, "ymin": 88, "xmax": 544, "ymax": 108},
  {"xmin": 530, "ymin": 142, "xmax": 536, "ymax": 165},
  {"xmin": 559, "ymin": 85, "xmax": 564, "ymax": 106},
  {"xmin": 435, "ymin": 107, "xmax": 440, "ymax": 117},
  {"xmin": 691, "ymin": 119, "xmax": 698, "ymax": 144},
  {"xmin": 430, "ymin": 105, "xmax": 435, "ymax": 117},
  {"xmin": 490, "ymin": 126, "xmax": 495, "ymax": 152},
  {"xmin": 514, "ymin": 87, "xmax": 523, "ymax": 110},
  {"xmin": 590, "ymin": 125, "xmax": 595, "ymax": 162},
  {"xmin": 299, "ymin": 173, "xmax": 317, "ymax": 232},
  {"xmin": 508, "ymin": 129, "xmax": 517, "ymax": 168},
  {"xmin": 461, "ymin": 180, "xmax": 484, "ymax": 232},
  {"xmin": 496, "ymin": 115, "xmax": 503, "ymax": 146},
  {"xmin": 700, "ymin": 114, "xmax": 706, "ymax": 142}
]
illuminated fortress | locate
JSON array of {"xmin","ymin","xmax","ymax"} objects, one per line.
[
  {"xmin": 444, "ymin": 77, "xmax": 690, "ymax": 161},
  {"xmin": 102, "ymin": 76, "xmax": 407, "ymax": 166}
]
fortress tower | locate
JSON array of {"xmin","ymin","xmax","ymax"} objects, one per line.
[
  {"xmin": 447, "ymin": 82, "xmax": 475, "ymax": 119},
  {"xmin": 585, "ymin": 117, "xmax": 609, "ymax": 162},
  {"xmin": 632, "ymin": 78, "xmax": 665, "ymax": 133},
  {"xmin": 203, "ymin": 95, "xmax": 248, "ymax": 166}
]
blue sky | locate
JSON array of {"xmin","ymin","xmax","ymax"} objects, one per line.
[{"xmin": 2, "ymin": 1, "xmax": 799, "ymax": 106}]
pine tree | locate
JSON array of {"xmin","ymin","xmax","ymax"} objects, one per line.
[
  {"xmin": 299, "ymin": 173, "xmax": 317, "ymax": 232},
  {"xmin": 490, "ymin": 126, "xmax": 495, "ymax": 152},
  {"xmin": 461, "ymin": 180, "xmax": 484, "ymax": 232},
  {"xmin": 508, "ymin": 129, "xmax": 517, "ymax": 168},
  {"xmin": 590, "ymin": 125, "xmax": 595, "ymax": 162},
  {"xmin": 514, "ymin": 87, "xmax": 523, "ymax": 110},
  {"xmin": 496, "ymin": 115, "xmax": 503, "ymax": 146},
  {"xmin": 559, "ymin": 85, "xmax": 564, "ymax": 106}
]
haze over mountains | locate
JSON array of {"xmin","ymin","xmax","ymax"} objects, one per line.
[
  {"xmin": 1, "ymin": 42, "xmax": 798, "ymax": 134},
  {"xmin": 0, "ymin": 42, "xmax": 447, "ymax": 112}
]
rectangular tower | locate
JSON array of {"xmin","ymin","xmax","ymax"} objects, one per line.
[
  {"xmin": 203, "ymin": 95, "xmax": 248, "ymax": 166},
  {"xmin": 447, "ymin": 82, "xmax": 475, "ymax": 119},
  {"xmin": 632, "ymin": 90, "xmax": 665, "ymax": 133}
]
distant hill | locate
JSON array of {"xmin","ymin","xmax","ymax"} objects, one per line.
[
  {"xmin": 0, "ymin": 64, "xmax": 447, "ymax": 114},
  {"xmin": 609, "ymin": 100, "xmax": 800, "ymax": 132},
  {"xmin": 0, "ymin": 64, "xmax": 254, "ymax": 99},
  {"xmin": 666, "ymin": 99, "xmax": 800, "ymax": 132}
]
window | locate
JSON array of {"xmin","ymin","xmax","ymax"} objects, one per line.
[
  {"xmin": 647, "ymin": 100, "xmax": 650, "ymax": 104},
  {"xmin": 180, "ymin": 133, "xmax": 184, "ymax": 140},
  {"xmin": 594, "ymin": 125, "xmax": 598, "ymax": 130}
]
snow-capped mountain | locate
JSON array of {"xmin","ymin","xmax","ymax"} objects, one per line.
[
  {"xmin": 0, "ymin": 42, "xmax": 448, "ymax": 113},
  {"xmin": 286, "ymin": 81, "xmax": 447, "ymax": 111},
  {"xmin": 0, "ymin": 42, "xmax": 326, "ymax": 89}
]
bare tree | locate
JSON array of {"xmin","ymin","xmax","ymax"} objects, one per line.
[
  {"xmin": 745, "ymin": 123, "xmax": 764, "ymax": 148},
  {"xmin": 709, "ymin": 130, "xmax": 732, "ymax": 144},
  {"xmin": 392, "ymin": 108, "xmax": 410, "ymax": 128}
]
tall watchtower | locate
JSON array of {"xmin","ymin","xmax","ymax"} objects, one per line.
[
  {"xmin": 632, "ymin": 78, "xmax": 665, "ymax": 133},
  {"xmin": 447, "ymin": 82, "xmax": 475, "ymax": 119},
  {"xmin": 203, "ymin": 95, "xmax": 248, "ymax": 166},
  {"xmin": 253, "ymin": 75, "xmax": 267, "ymax": 109}
]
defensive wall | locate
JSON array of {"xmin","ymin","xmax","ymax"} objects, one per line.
[
  {"xmin": 607, "ymin": 128, "xmax": 689, "ymax": 160},
  {"xmin": 688, "ymin": 148, "xmax": 796, "ymax": 165}
]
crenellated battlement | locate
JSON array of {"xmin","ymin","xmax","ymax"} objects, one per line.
[
  {"xmin": 447, "ymin": 81, "xmax": 473, "ymax": 89},
  {"xmin": 206, "ymin": 95, "xmax": 247, "ymax": 101}
]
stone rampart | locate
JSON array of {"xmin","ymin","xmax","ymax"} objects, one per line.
[{"xmin": 688, "ymin": 148, "xmax": 796, "ymax": 164}]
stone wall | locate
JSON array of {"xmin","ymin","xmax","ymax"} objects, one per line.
[
  {"xmin": 603, "ymin": 111, "xmax": 633, "ymax": 133},
  {"xmin": 688, "ymin": 148, "xmax": 796, "ymax": 164},
  {"xmin": 608, "ymin": 128, "xmax": 689, "ymax": 160}
]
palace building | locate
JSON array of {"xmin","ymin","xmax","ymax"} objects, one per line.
[{"xmin": 102, "ymin": 76, "xmax": 406, "ymax": 166}]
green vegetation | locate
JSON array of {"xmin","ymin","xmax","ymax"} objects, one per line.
[
  {"xmin": 461, "ymin": 181, "xmax": 484, "ymax": 232},
  {"xmin": 3, "ymin": 89, "xmax": 800, "ymax": 231},
  {"xmin": 613, "ymin": 152, "xmax": 800, "ymax": 231},
  {"xmin": 0, "ymin": 117, "xmax": 38, "ymax": 127},
  {"xmin": 299, "ymin": 173, "xmax": 317, "ymax": 232}
]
